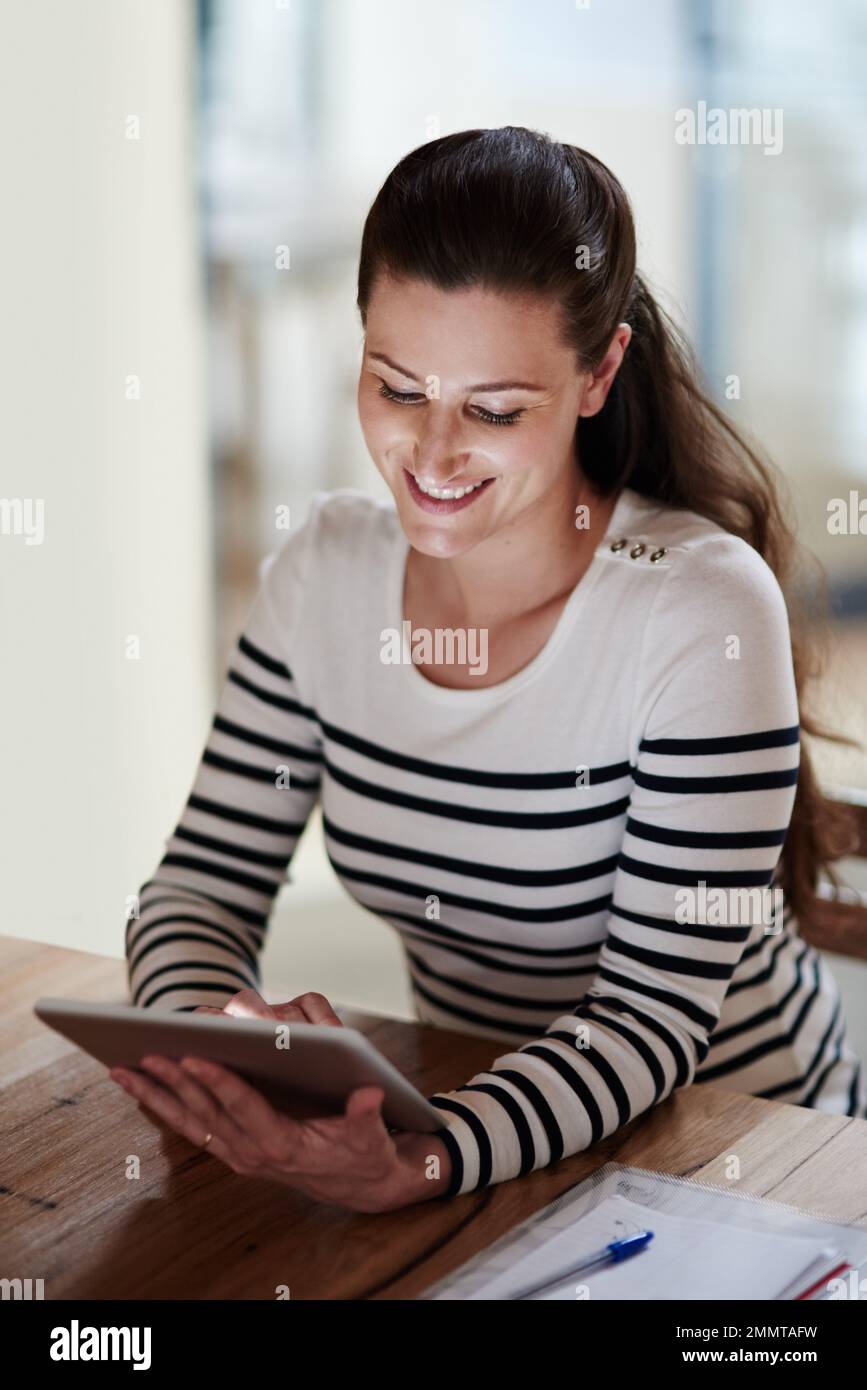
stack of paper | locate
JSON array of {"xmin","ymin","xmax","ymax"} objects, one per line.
[
  {"xmin": 471, "ymin": 1194, "xmax": 839, "ymax": 1300},
  {"xmin": 423, "ymin": 1164, "xmax": 867, "ymax": 1301}
]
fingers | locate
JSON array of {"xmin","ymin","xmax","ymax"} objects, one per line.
[
  {"xmin": 222, "ymin": 988, "xmax": 343, "ymax": 1028},
  {"xmin": 192, "ymin": 1005, "xmax": 226, "ymax": 1016},
  {"xmin": 341, "ymin": 1086, "xmax": 394, "ymax": 1158},
  {"xmin": 113, "ymin": 1061, "xmax": 400, "ymax": 1209},
  {"xmin": 110, "ymin": 1065, "xmax": 235, "ymax": 1168},
  {"xmin": 222, "ymin": 988, "xmax": 274, "ymax": 1021},
  {"xmin": 278, "ymin": 992, "xmax": 344, "ymax": 1026},
  {"xmin": 179, "ymin": 1057, "xmax": 298, "ymax": 1165},
  {"xmin": 345, "ymin": 1086, "xmax": 386, "ymax": 1124},
  {"xmin": 137, "ymin": 1055, "xmax": 258, "ymax": 1163}
]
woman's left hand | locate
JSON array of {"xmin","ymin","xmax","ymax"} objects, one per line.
[{"xmin": 109, "ymin": 1022, "xmax": 452, "ymax": 1212}]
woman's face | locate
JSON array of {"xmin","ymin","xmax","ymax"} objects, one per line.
[{"xmin": 357, "ymin": 274, "xmax": 622, "ymax": 560}]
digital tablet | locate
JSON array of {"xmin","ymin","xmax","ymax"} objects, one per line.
[{"xmin": 33, "ymin": 997, "xmax": 446, "ymax": 1133}]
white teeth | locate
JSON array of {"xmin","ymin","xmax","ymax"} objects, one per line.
[{"xmin": 415, "ymin": 477, "xmax": 488, "ymax": 500}]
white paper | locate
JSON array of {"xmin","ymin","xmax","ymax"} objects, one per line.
[{"xmin": 465, "ymin": 1194, "xmax": 836, "ymax": 1300}]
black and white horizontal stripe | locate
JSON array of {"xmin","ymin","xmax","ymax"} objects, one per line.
[
  {"xmin": 125, "ymin": 488, "xmax": 866, "ymax": 1197},
  {"xmin": 126, "ymin": 618, "xmax": 321, "ymax": 1011}
]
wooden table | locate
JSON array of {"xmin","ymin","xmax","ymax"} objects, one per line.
[{"xmin": 3, "ymin": 935, "xmax": 867, "ymax": 1300}]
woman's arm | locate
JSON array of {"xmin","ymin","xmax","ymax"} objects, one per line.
[
  {"xmin": 125, "ymin": 512, "xmax": 323, "ymax": 1012},
  {"xmin": 424, "ymin": 537, "xmax": 801, "ymax": 1195},
  {"xmin": 121, "ymin": 500, "xmax": 457, "ymax": 1209}
]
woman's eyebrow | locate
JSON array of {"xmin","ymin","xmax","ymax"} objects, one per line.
[{"xmin": 368, "ymin": 350, "xmax": 546, "ymax": 393}]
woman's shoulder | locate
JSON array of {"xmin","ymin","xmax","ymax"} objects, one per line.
[
  {"xmin": 616, "ymin": 486, "xmax": 785, "ymax": 610},
  {"xmin": 263, "ymin": 486, "xmax": 398, "ymax": 581},
  {"xmin": 308, "ymin": 485, "xmax": 399, "ymax": 543},
  {"xmin": 256, "ymin": 488, "xmax": 399, "ymax": 662}
]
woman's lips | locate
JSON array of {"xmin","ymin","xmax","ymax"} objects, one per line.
[{"xmin": 404, "ymin": 468, "xmax": 495, "ymax": 514}]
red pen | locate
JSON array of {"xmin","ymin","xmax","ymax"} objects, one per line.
[{"xmin": 796, "ymin": 1261, "xmax": 851, "ymax": 1301}]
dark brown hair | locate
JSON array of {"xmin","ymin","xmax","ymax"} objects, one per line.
[{"xmin": 356, "ymin": 125, "xmax": 860, "ymax": 924}]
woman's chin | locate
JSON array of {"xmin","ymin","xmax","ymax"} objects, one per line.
[{"xmin": 399, "ymin": 511, "xmax": 487, "ymax": 559}]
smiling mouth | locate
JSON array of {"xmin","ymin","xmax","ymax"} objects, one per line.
[
  {"xmin": 404, "ymin": 468, "xmax": 495, "ymax": 512},
  {"xmin": 414, "ymin": 476, "xmax": 490, "ymax": 500}
]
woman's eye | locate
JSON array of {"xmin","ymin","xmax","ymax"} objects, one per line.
[
  {"xmin": 378, "ymin": 382, "xmax": 424, "ymax": 405},
  {"xmin": 472, "ymin": 405, "xmax": 524, "ymax": 426},
  {"xmin": 378, "ymin": 381, "xmax": 523, "ymax": 426}
]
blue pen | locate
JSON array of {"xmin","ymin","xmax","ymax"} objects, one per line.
[{"xmin": 511, "ymin": 1229, "xmax": 654, "ymax": 1300}]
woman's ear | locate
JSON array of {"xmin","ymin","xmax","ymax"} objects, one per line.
[{"xmin": 578, "ymin": 323, "xmax": 633, "ymax": 419}]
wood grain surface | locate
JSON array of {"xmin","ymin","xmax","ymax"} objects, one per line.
[{"xmin": 2, "ymin": 935, "xmax": 866, "ymax": 1300}]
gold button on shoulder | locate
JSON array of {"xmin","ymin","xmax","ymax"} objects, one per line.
[
  {"xmin": 650, "ymin": 547, "xmax": 668, "ymax": 563},
  {"xmin": 610, "ymin": 538, "xmax": 628, "ymax": 552},
  {"xmin": 629, "ymin": 543, "xmax": 646, "ymax": 558}
]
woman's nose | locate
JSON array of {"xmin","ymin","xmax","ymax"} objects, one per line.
[
  {"xmin": 413, "ymin": 421, "xmax": 469, "ymax": 488},
  {"xmin": 414, "ymin": 456, "xmax": 465, "ymax": 488}
]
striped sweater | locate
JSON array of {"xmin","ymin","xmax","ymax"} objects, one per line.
[{"xmin": 125, "ymin": 486, "xmax": 866, "ymax": 1197}]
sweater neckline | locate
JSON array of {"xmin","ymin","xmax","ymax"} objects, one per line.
[{"xmin": 386, "ymin": 487, "xmax": 640, "ymax": 707}]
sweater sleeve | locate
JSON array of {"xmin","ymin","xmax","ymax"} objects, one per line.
[
  {"xmin": 125, "ymin": 509, "xmax": 323, "ymax": 1011},
  {"xmin": 427, "ymin": 537, "xmax": 801, "ymax": 1196}
]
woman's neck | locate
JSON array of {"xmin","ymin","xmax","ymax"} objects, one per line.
[{"xmin": 407, "ymin": 474, "xmax": 621, "ymax": 632}]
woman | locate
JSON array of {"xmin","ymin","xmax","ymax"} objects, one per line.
[{"xmin": 118, "ymin": 127, "xmax": 865, "ymax": 1211}]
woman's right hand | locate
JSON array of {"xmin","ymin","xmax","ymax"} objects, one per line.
[{"xmin": 193, "ymin": 988, "xmax": 344, "ymax": 1027}]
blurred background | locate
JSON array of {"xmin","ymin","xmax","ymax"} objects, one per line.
[{"xmin": 2, "ymin": 0, "xmax": 866, "ymax": 1047}]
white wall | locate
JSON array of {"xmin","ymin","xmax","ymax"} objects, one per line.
[{"xmin": 0, "ymin": 0, "xmax": 212, "ymax": 957}]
